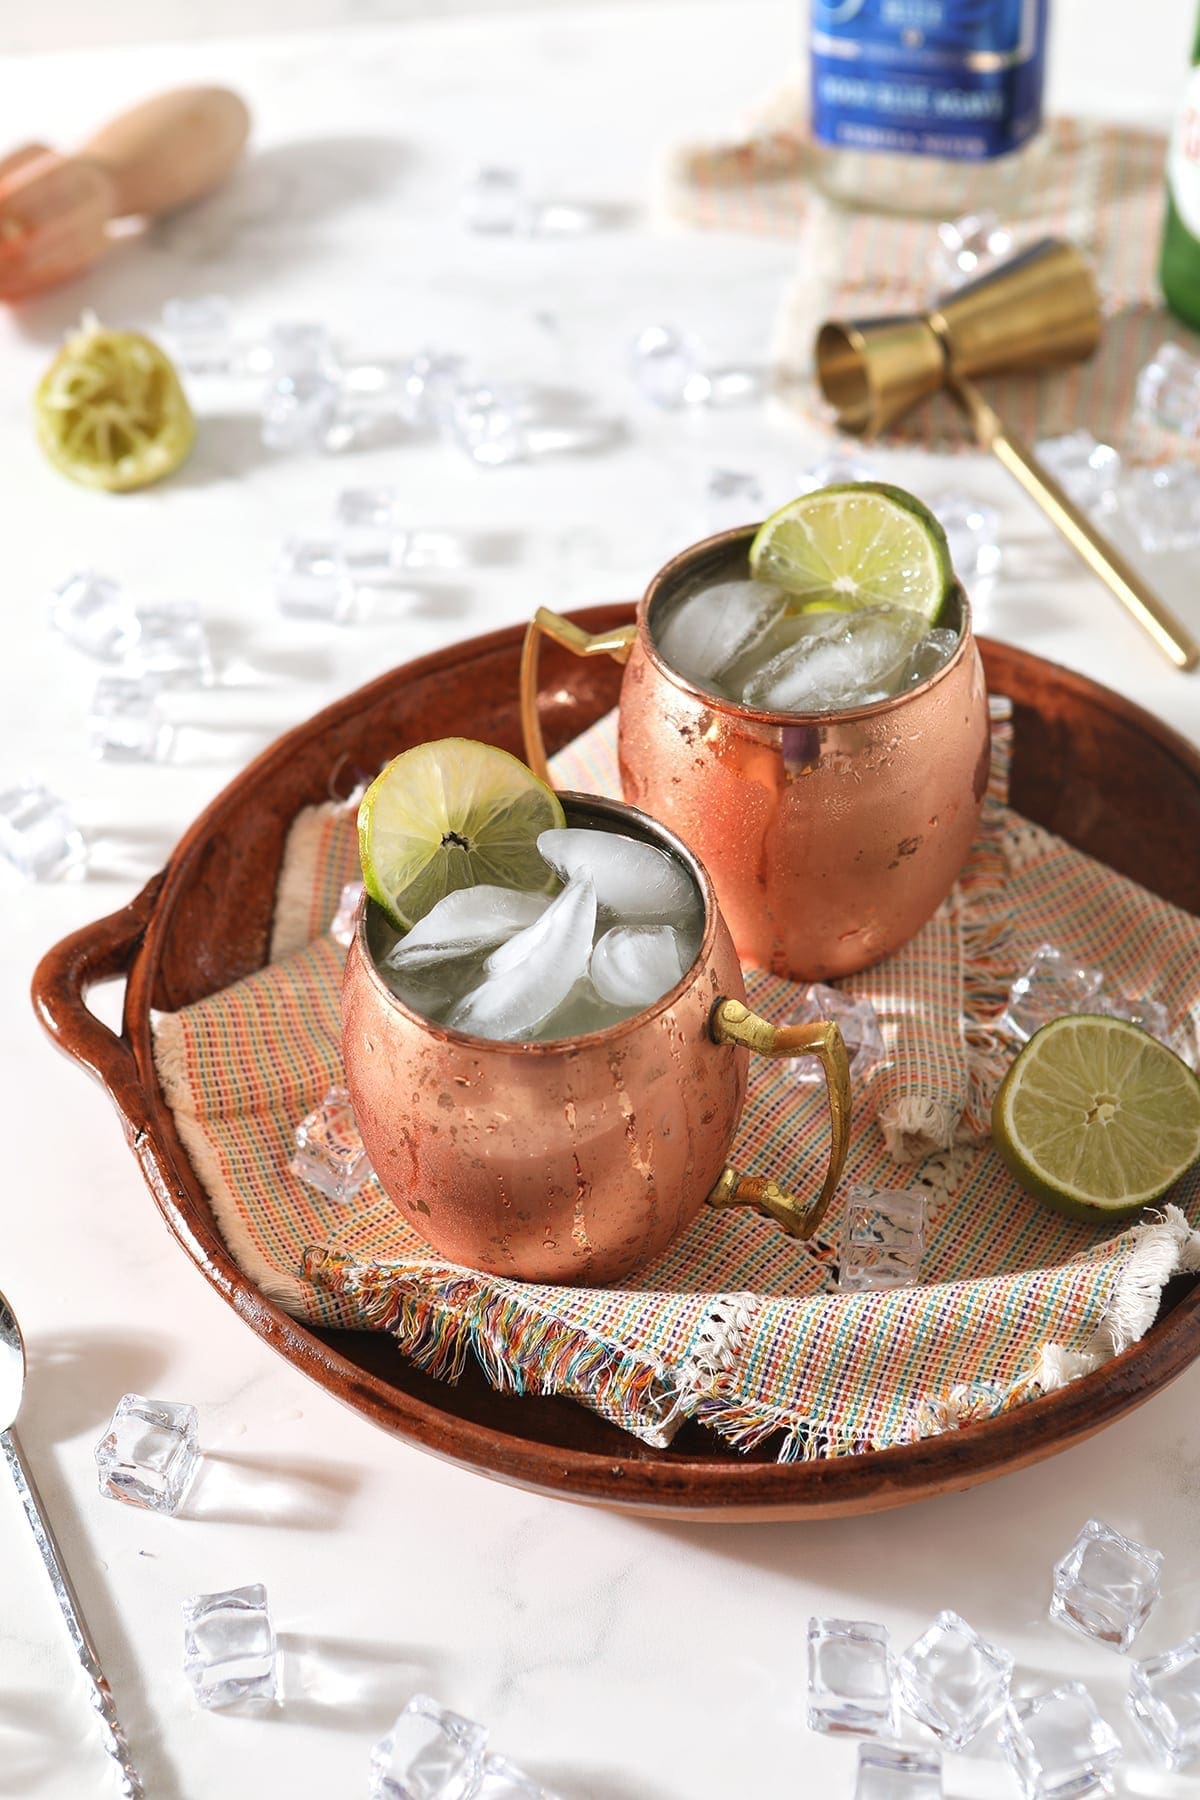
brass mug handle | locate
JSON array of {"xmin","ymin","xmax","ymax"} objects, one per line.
[
  {"xmin": 707, "ymin": 998, "xmax": 853, "ymax": 1240},
  {"xmin": 520, "ymin": 606, "xmax": 637, "ymax": 786}
]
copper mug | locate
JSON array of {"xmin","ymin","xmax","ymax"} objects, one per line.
[
  {"xmin": 341, "ymin": 793, "xmax": 851, "ymax": 1286},
  {"xmin": 521, "ymin": 527, "xmax": 991, "ymax": 981}
]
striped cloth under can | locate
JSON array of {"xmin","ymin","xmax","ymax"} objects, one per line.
[{"xmin": 666, "ymin": 93, "xmax": 1200, "ymax": 462}]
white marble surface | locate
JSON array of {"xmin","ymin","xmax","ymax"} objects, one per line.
[{"xmin": 3, "ymin": 5, "xmax": 1200, "ymax": 1797}]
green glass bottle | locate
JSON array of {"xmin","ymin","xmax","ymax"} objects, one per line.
[{"xmin": 1161, "ymin": 7, "xmax": 1200, "ymax": 331}]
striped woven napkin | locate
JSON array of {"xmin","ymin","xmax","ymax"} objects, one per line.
[
  {"xmin": 665, "ymin": 80, "xmax": 1200, "ymax": 462},
  {"xmin": 151, "ymin": 711, "xmax": 1200, "ymax": 1459}
]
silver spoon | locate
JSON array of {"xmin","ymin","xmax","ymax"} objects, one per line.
[{"xmin": 0, "ymin": 1288, "xmax": 144, "ymax": 1799}]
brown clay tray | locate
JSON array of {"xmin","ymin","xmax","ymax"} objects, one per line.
[{"xmin": 31, "ymin": 609, "xmax": 1200, "ymax": 1521}]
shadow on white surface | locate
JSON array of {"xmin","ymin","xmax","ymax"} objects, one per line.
[
  {"xmin": 0, "ymin": 1687, "xmax": 90, "ymax": 1795},
  {"xmin": 209, "ymin": 623, "xmax": 333, "ymax": 688},
  {"xmin": 22, "ymin": 1328, "xmax": 173, "ymax": 1435},
  {"xmin": 87, "ymin": 823, "xmax": 180, "ymax": 884},
  {"xmin": 539, "ymin": 1764, "xmax": 678, "ymax": 1800},
  {"xmin": 170, "ymin": 722, "xmax": 274, "ymax": 767},
  {"xmin": 5, "ymin": 135, "xmax": 419, "ymax": 351},
  {"xmin": 182, "ymin": 1446, "xmax": 363, "ymax": 1530},
  {"xmin": 168, "ymin": 411, "xmax": 273, "ymax": 487},
  {"xmin": 274, "ymin": 1630, "xmax": 438, "ymax": 1733}
]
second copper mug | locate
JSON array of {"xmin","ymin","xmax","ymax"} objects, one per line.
[
  {"xmin": 342, "ymin": 794, "xmax": 851, "ymax": 1286},
  {"xmin": 521, "ymin": 527, "xmax": 991, "ymax": 981}
]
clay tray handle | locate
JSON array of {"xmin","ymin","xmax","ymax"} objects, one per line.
[{"xmin": 31, "ymin": 876, "xmax": 162, "ymax": 1140}]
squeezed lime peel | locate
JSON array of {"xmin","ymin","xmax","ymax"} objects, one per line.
[{"xmin": 34, "ymin": 316, "xmax": 195, "ymax": 493}]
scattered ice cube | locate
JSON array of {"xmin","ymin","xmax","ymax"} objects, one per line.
[
  {"xmin": 897, "ymin": 1610, "xmax": 1013, "ymax": 1749},
  {"xmin": 929, "ymin": 211, "xmax": 1014, "ymax": 290},
  {"xmin": 447, "ymin": 383, "xmax": 526, "ymax": 466},
  {"xmin": 127, "ymin": 600, "xmax": 215, "ymax": 686},
  {"xmin": 400, "ymin": 350, "xmax": 469, "ymax": 431},
  {"xmin": 1123, "ymin": 461, "xmax": 1200, "ymax": 554},
  {"xmin": 999, "ymin": 1683, "xmax": 1121, "ymax": 1800},
  {"xmin": 1128, "ymin": 1632, "xmax": 1200, "ymax": 1769},
  {"xmin": 160, "ymin": 295, "xmax": 235, "ymax": 375},
  {"xmin": 653, "ymin": 579, "xmax": 787, "ymax": 688},
  {"xmin": 630, "ymin": 324, "xmax": 711, "ymax": 409},
  {"xmin": 929, "ymin": 492, "xmax": 1002, "ymax": 584},
  {"xmin": 1133, "ymin": 342, "xmax": 1200, "ymax": 439},
  {"xmin": 335, "ymin": 485, "xmax": 406, "ymax": 568},
  {"xmin": 855, "ymin": 1742, "xmax": 942, "ymax": 1800},
  {"xmin": 49, "ymin": 570, "xmax": 139, "ymax": 662},
  {"xmin": 275, "ymin": 536, "xmax": 357, "ymax": 623},
  {"xmin": 95, "ymin": 1394, "xmax": 200, "ymax": 1513},
  {"xmin": 807, "ymin": 1618, "xmax": 897, "ymax": 1737},
  {"xmin": 88, "ymin": 675, "xmax": 173, "ymax": 763},
  {"xmin": 460, "ymin": 165, "xmax": 527, "ymax": 234},
  {"xmin": 741, "ymin": 604, "xmax": 928, "ymax": 713},
  {"xmin": 999, "ymin": 944, "xmax": 1106, "ymax": 1042},
  {"xmin": 1049, "ymin": 1518, "xmax": 1162, "ymax": 1652},
  {"xmin": 369, "ymin": 1694, "xmax": 488, "ymax": 1800},
  {"xmin": 247, "ymin": 320, "xmax": 339, "ymax": 380},
  {"xmin": 386, "ymin": 887, "xmax": 552, "ymax": 972},
  {"xmin": 0, "ymin": 781, "xmax": 88, "ymax": 882},
  {"xmin": 330, "ymin": 881, "xmax": 365, "ymax": 948},
  {"xmin": 1036, "ymin": 431, "xmax": 1123, "ymax": 515},
  {"xmin": 704, "ymin": 468, "xmax": 765, "ymax": 535},
  {"xmin": 590, "ymin": 924, "xmax": 688, "ymax": 1010},
  {"xmin": 182, "ymin": 1584, "xmax": 278, "ymax": 1710},
  {"xmin": 451, "ymin": 875, "xmax": 597, "ymax": 1040},
  {"xmin": 290, "ymin": 1084, "xmax": 373, "ymax": 1202},
  {"xmin": 787, "ymin": 985, "xmax": 884, "ymax": 1084},
  {"xmin": 537, "ymin": 828, "xmax": 697, "ymax": 923},
  {"xmin": 261, "ymin": 369, "xmax": 344, "ymax": 453},
  {"xmin": 1094, "ymin": 990, "xmax": 1172, "ymax": 1044},
  {"xmin": 838, "ymin": 1187, "xmax": 926, "ymax": 1293}
]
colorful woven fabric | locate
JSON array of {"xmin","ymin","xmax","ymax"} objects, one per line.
[
  {"xmin": 151, "ymin": 710, "xmax": 1200, "ymax": 1458},
  {"xmin": 667, "ymin": 91, "xmax": 1200, "ymax": 458}
]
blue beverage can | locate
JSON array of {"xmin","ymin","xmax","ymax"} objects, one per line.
[{"xmin": 811, "ymin": 0, "xmax": 1049, "ymax": 162}]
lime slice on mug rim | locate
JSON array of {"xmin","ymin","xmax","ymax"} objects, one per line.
[
  {"xmin": 359, "ymin": 737, "xmax": 566, "ymax": 931},
  {"xmin": 748, "ymin": 482, "xmax": 955, "ymax": 623}
]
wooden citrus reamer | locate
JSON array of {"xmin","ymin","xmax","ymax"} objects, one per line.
[
  {"xmin": 0, "ymin": 87, "xmax": 249, "ymax": 300},
  {"xmin": 814, "ymin": 239, "xmax": 1199, "ymax": 673}
]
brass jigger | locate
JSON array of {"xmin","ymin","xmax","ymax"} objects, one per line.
[{"xmin": 815, "ymin": 238, "xmax": 1199, "ymax": 673}]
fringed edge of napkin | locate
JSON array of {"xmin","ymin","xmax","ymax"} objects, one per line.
[
  {"xmin": 303, "ymin": 1208, "xmax": 1200, "ymax": 1462},
  {"xmin": 302, "ymin": 1247, "xmax": 682, "ymax": 1448}
]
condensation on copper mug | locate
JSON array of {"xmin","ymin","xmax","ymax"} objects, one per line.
[
  {"xmin": 617, "ymin": 531, "xmax": 991, "ymax": 981},
  {"xmin": 341, "ymin": 796, "xmax": 756, "ymax": 1286}
]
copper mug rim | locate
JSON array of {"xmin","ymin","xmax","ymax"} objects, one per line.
[
  {"xmin": 354, "ymin": 790, "xmax": 724, "ymax": 1059},
  {"xmin": 637, "ymin": 523, "xmax": 975, "ymax": 725}
]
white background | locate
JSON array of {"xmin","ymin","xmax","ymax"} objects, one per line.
[{"xmin": 3, "ymin": 3, "xmax": 1200, "ymax": 1797}]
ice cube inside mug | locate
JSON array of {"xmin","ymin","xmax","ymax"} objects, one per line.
[
  {"xmin": 370, "ymin": 820, "xmax": 706, "ymax": 1044},
  {"xmin": 648, "ymin": 538, "xmax": 961, "ymax": 713}
]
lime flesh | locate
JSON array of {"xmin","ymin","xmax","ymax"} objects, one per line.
[
  {"xmin": 358, "ymin": 737, "xmax": 566, "ymax": 931},
  {"xmin": 34, "ymin": 315, "xmax": 195, "ymax": 493},
  {"xmin": 748, "ymin": 482, "xmax": 954, "ymax": 623},
  {"xmin": 992, "ymin": 1014, "xmax": 1200, "ymax": 1222}
]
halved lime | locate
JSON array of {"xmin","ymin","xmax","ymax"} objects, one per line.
[
  {"xmin": 749, "ymin": 483, "xmax": 954, "ymax": 622},
  {"xmin": 992, "ymin": 1014, "xmax": 1200, "ymax": 1222},
  {"xmin": 359, "ymin": 738, "xmax": 566, "ymax": 931},
  {"xmin": 34, "ymin": 314, "xmax": 195, "ymax": 493}
]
